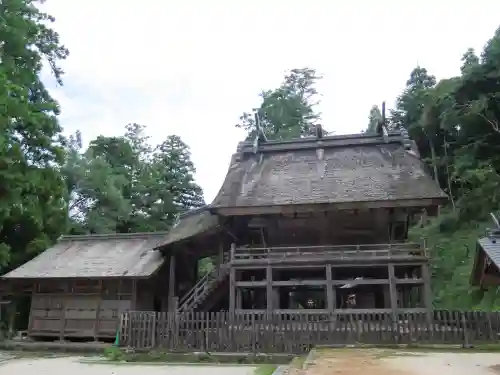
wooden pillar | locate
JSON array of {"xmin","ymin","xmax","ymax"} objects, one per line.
[
  {"xmin": 27, "ymin": 282, "xmax": 37, "ymax": 336},
  {"xmin": 421, "ymin": 263, "xmax": 432, "ymax": 310},
  {"xmin": 326, "ymin": 264, "xmax": 335, "ymax": 312},
  {"xmin": 7, "ymin": 301, "xmax": 17, "ymax": 339},
  {"xmin": 229, "ymin": 267, "xmax": 236, "ymax": 315},
  {"xmin": 388, "ymin": 264, "xmax": 398, "ymax": 317},
  {"xmin": 59, "ymin": 280, "xmax": 69, "ymax": 341},
  {"xmin": 168, "ymin": 253, "xmax": 176, "ymax": 311},
  {"xmin": 93, "ymin": 280, "xmax": 103, "ymax": 341},
  {"xmin": 236, "ymin": 287, "xmax": 242, "ymax": 309},
  {"xmin": 131, "ymin": 279, "xmax": 137, "ymax": 309},
  {"xmin": 266, "ymin": 265, "xmax": 273, "ymax": 314}
]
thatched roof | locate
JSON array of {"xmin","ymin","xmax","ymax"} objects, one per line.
[
  {"xmin": 2, "ymin": 232, "xmax": 168, "ymax": 279},
  {"xmin": 156, "ymin": 206, "xmax": 220, "ymax": 248},
  {"xmin": 211, "ymin": 131, "xmax": 447, "ymax": 209}
]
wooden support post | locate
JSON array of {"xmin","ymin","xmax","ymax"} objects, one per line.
[
  {"xmin": 27, "ymin": 281, "xmax": 37, "ymax": 336},
  {"xmin": 326, "ymin": 264, "xmax": 335, "ymax": 313},
  {"xmin": 168, "ymin": 253, "xmax": 176, "ymax": 311},
  {"xmin": 229, "ymin": 267, "xmax": 236, "ymax": 315},
  {"xmin": 388, "ymin": 264, "xmax": 398, "ymax": 317},
  {"xmin": 236, "ymin": 287, "xmax": 242, "ymax": 309},
  {"xmin": 131, "ymin": 279, "xmax": 137, "ymax": 310},
  {"xmin": 266, "ymin": 265, "xmax": 273, "ymax": 315},
  {"xmin": 59, "ymin": 280, "xmax": 69, "ymax": 341},
  {"xmin": 7, "ymin": 301, "xmax": 17, "ymax": 340},
  {"xmin": 93, "ymin": 280, "xmax": 103, "ymax": 341}
]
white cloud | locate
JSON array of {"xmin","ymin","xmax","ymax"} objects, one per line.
[{"xmin": 41, "ymin": 0, "xmax": 500, "ymax": 203}]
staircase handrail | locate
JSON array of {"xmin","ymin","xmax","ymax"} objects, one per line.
[{"xmin": 177, "ymin": 262, "xmax": 230, "ymax": 312}]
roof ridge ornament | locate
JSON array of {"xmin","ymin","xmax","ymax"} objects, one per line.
[
  {"xmin": 315, "ymin": 124, "xmax": 324, "ymax": 139},
  {"xmin": 376, "ymin": 102, "xmax": 389, "ymax": 141}
]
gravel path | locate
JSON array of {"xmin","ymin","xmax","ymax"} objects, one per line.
[
  {"xmin": 387, "ymin": 352, "xmax": 500, "ymax": 375},
  {"xmin": 298, "ymin": 349, "xmax": 500, "ymax": 375},
  {"xmin": 0, "ymin": 356, "xmax": 257, "ymax": 375}
]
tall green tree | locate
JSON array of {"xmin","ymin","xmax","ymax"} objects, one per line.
[
  {"xmin": 237, "ymin": 68, "xmax": 323, "ymax": 140},
  {"xmin": 64, "ymin": 125, "xmax": 204, "ymax": 234},
  {"xmin": 386, "ymin": 26, "xmax": 500, "ymax": 309},
  {"xmin": 0, "ymin": 0, "xmax": 69, "ymax": 269}
]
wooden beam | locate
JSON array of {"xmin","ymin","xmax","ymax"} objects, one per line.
[
  {"xmin": 229, "ymin": 267, "xmax": 236, "ymax": 315},
  {"xmin": 326, "ymin": 264, "xmax": 334, "ymax": 312},
  {"xmin": 266, "ymin": 265, "xmax": 273, "ymax": 314},
  {"xmin": 236, "ymin": 287, "xmax": 242, "ymax": 309},
  {"xmin": 233, "ymin": 307, "xmax": 429, "ymax": 315},
  {"xmin": 93, "ymin": 280, "xmax": 103, "ymax": 341},
  {"xmin": 388, "ymin": 264, "xmax": 398, "ymax": 317},
  {"xmin": 168, "ymin": 254, "xmax": 176, "ymax": 311},
  {"xmin": 214, "ymin": 198, "xmax": 447, "ymax": 217},
  {"xmin": 59, "ymin": 280, "xmax": 69, "ymax": 341},
  {"xmin": 131, "ymin": 279, "xmax": 137, "ymax": 310},
  {"xmin": 230, "ymin": 256, "xmax": 427, "ymax": 267},
  {"xmin": 27, "ymin": 281, "xmax": 37, "ymax": 336},
  {"xmin": 231, "ymin": 262, "xmax": 426, "ymax": 271},
  {"xmin": 236, "ymin": 279, "xmax": 391, "ymax": 288}
]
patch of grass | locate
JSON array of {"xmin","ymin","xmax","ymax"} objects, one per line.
[
  {"xmin": 103, "ymin": 348, "xmax": 288, "ymax": 365},
  {"xmin": 103, "ymin": 346, "xmax": 126, "ymax": 361},
  {"xmin": 254, "ymin": 364, "xmax": 277, "ymax": 375}
]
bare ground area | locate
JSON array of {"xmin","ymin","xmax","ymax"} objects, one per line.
[
  {"xmin": 287, "ymin": 349, "xmax": 500, "ymax": 375},
  {"xmin": 0, "ymin": 356, "xmax": 256, "ymax": 375}
]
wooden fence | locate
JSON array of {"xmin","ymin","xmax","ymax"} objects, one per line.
[{"xmin": 119, "ymin": 310, "xmax": 500, "ymax": 353}]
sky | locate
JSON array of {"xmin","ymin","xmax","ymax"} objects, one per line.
[{"xmin": 41, "ymin": 0, "xmax": 500, "ymax": 204}]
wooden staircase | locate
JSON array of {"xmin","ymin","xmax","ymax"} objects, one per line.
[{"xmin": 177, "ymin": 263, "xmax": 230, "ymax": 312}]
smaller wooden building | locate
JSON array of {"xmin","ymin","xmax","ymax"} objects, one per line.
[
  {"xmin": 1, "ymin": 232, "xmax": 176, "ymax": 340},
  {"xmin": 471, "ymin": 213, "xmax": 500, "ymax": 288}
]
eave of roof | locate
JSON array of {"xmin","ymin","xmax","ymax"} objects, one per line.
[{"xmin": 2, "ymin": 232, "xmax": 168, "ymax": 279}]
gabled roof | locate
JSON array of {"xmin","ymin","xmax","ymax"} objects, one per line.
[
  {"xmin": 156, "ymin": 206, "xmax": 220, "ymax": 249},
  {"xmin": 2, "ymin": 232, "xmax": 168, "ymax": 279},
  {"xmin": 478, "ymin": 228, "xmax": 500, "ymax": 265},
  {"xmin": 211, "ymin": 130, "xmax": 447, "ymax": 209}
]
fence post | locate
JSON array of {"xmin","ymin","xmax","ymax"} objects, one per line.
[
  {"xmin": 151, "ymin": 312, "xmax": 157, "ymax": 348},
  {"xmin": 127, "ymin": 311, "xmax": 133, "ymax": 347},
  {"xmin": 461, "ymin": 312, "xmax": 470, "ymax": 348}
]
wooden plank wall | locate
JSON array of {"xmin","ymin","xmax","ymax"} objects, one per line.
[
  {"xmin": 120, "ymin": 310, "xmax": 500, "ymax": 353},
  {"xmin": 29, "ymin": 279, "xmax": 134, "ymax": 339}
]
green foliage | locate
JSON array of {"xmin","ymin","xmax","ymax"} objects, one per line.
[
  {"xmin": 393, "ymin": 25, "xmax": 500, "ymax": 308},
  {"xmin": 0, "ymin": 1, "xmax": 205, "ymax": 280},
  {"xmin": 236, "ymin": 68, "xmax": 323, "ymax": 140},
  {"xmin": 0, "ymin": 0, "xmax": 69, "ymax": 271},
  {"xmin": 103, "ymin": 346, "xmax": 126, "ymax": 361},
  {"xmin": 102, "ymin": 349, "xmax": 283, "ymax": 364},
  {"xmin": 64, "ymin": 123, "xmax": 205, "ymax": 234},
  {"xmin": 254, "ymin": 364, "xmax": 278, "ymax": 375}
]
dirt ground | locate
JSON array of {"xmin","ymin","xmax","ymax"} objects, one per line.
[
  {"xmin": 0, "ymin": 356, "xmax": 256, "ymax": 375},
  {"xmin": 288, "ymin": 349, "xmax": 500, "ymax": 375}
]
